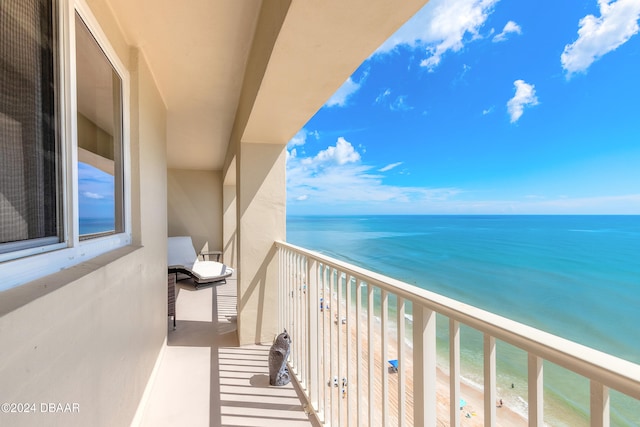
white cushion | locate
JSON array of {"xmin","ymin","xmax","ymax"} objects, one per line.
[
  {"xmin": 168, "ymin": 236, "xmax": 234, "ymax": 283},
  {"xmin": 168, "ymin": 236, "xmax": 198, "ymax": 269}
]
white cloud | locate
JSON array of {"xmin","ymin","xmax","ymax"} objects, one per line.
[
  {"xmin": 379, "ymin": 162, "xmax": 403, "ymax": 172},
  {"xmin": 506, "ymin": 80, "xmax": 539, "ymax": 123},
  {"xmin": 375, "ymin": 88, "xmax": 392, "ymax": 104},
  {"xmin": 492, "ymin": 20, "xmax": 522, "ymax": 42},
  {"xmin": 390, "ymin": 96, "xmax": 413, "ymax": 111},
  {"xmin": 302, "ymin": 137, "xmax": 361, "ymax": 166},
  {"xmin": 84, "ymin": 192, "xmax": 104, "ymax": 199},
  {"xmin": 482, "ymin": 106, "xmax": 495, "ymax": 115},
  {"xmin": 442, "ymin": 194, "xmax": 640, "ymax": 214},
  {"xmin": 287, "ymin": 128, "xmax": 318, "ymax": 149},
  {"xmin": 287, "ymin": 139, "xmax": 461, "ymax": 210},
  {"xmin": 326, "ymin": 72, "xmax": 368, "ymax": 107},
  {"xmin": 561, "ymin": 0, "xmax": 640, "ymax": 77},
  {"xmin": 375, "ymin": 0, "xmax": 499, "ymax": 71},
  {"xmin": 375, "ymin": 89, "xmax": 412, "ymax": 111},
  {"xmin": 287, "ymin": 139, "xmax": 640, "ymax": 214}
]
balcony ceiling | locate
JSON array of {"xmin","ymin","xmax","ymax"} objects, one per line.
[{"xmin": 105, "ymin": 0, "xmax": 429, "ymax": 171}]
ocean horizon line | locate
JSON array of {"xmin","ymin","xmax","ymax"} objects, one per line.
[{"xmin": 288, "ymin": 213, "xmax": 640, "ymax": 217}]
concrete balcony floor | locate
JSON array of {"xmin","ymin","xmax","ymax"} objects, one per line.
[{"xmin": 137, "ymin": 274, "xmax": 315, "ymax": 427}]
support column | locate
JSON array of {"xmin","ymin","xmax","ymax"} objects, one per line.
[
  {"xmin": 237, "ymin": 142, "xmax": 286, "ymax": 345},
  {"xmin": 222, "ymin": 160, "xmax": 237, "ymax": 270}
]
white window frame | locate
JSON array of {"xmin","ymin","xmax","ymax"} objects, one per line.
[{"xmin": 0, "ymin": 0, "xmax": 131, "ymax": 291}]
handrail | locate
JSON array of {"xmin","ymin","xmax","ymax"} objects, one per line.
[{"xmin": 276, "ymin": 241, "xmax": 640, "ymax": 401}]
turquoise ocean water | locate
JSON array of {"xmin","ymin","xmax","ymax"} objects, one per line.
[
  {"xmin": 287, "ymin": 215, "xmax": 640, "ymax": 426},
  {"xmin": 79, "ymin": 218, "xmax": 114, "ymax": 235}
]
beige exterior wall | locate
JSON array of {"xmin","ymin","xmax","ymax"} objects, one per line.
[
  {"xmin": 223, "ymin": 182, "xmax": 238, "ymax": 269},
  {"xmin": 167, "ymin": 169, "xmax": 224, "ymax": 255},
  {"xmin": 0, "ymin": 3, "xmax": 168, "ymax": 426},
  {"xmin": 237, "ymin": 143, "xmax": 287, "ymax": 345}
]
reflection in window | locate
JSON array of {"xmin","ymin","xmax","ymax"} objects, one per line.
[{"xmin": 75, "ymin": 13, "xmax": 123, "ymax": 238}]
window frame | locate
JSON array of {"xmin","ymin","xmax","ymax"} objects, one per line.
[{"xmin": 0, "ymin": 0, "xmax": 132, "ymax": 291}]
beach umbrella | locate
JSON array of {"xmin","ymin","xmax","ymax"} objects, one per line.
[{"xmin": 459, "ymin": 399, "xmax": 467, "ymax": 409}]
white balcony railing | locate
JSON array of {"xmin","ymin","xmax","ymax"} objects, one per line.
[{"xmin": 276, "ymin": 241, "xmax": 640, "ymax": 427}]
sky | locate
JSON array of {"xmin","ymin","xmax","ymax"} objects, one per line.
[
  {"xmin": 286, "ymin": 0, "xmax": 640, "ymax": 215},
  {"xmin": 78, "ymin": 162, "xmax": 115, "ymax": 220}
]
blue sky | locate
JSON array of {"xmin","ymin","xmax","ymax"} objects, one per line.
[
  {"xmin": 78, "ymin": 162, "xmax": 115, "ymax": 220},
  {"xmin": 286, "ymin": 0, "xmax": 640, "ymax": 215}
]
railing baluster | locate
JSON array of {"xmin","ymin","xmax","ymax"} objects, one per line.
[
  {"xmin": 590, "ymin": 381, "xmax": 610, "ymax": 427},
  {"xmin": 337, "ymin": 270, "xmax": 343, "ymax": 424},
  {"xmin": 528, "ymin": 354, "xmax": 543, "ymax": 427},
  {"xmin": 287, "ymin": 249, "xmax": 291, "ymax": 334},
  {"xmin": 308, "ymin": 258, "xmax": 319, "ymax": 410},
  {"xmin": 329, "ymin": 268, "xmax": 335, "ymax": 425},
  {"xmin": 346, "ymin": 275, "xmax": 353, "ymax": 426},
  {"xmin": 293, "ymin": 253, "xmax": 299, "ymax": 373},
  {"xmin": 278, "ymin": 247, "xmax": 283, "ymax": 332},
  {"xmin": 484, "ymin": 334, "xmax": 497, "ymax": 427},
  {"xmin": 278, "ymin": 248, "xmax": 282, "ymax": 330},
  {"xmin": 381, "ymin": 290, "xmax": 389, "ymax": 426},
  {"xmin": 289, "ymin": 251, "xmax": 294, "ymax": 341},
  {"xmin": 367, "ymin": 284, "xmax": 375, "ymax": 425},
  {"xmin": 322, "ymin": 265, "xmax": 328, "ymax": 423},
  {"xmin": 397, "ymin": 297, "xmax": 406, "ymax": 427},
  {"xmin": 356, "ymin": 280, "xmax": 363, "ymax": 427},
  {"xmin": 450, "ymin": 319, "xmax": 460, "ymax": 427},
  {"xmin": 413, "ymin": 304, "xmax": 437, "ymax": 427},
  {"xmin": 298, "ymin": 254, "xmax": 303, "ymax": 377},
  {"xmin": 297, "ymin": 254, "xmax": 302, "ymax": 376},
  {"xmin": 300, "ymin": 257, "xmax": 309, "ymax": 387},
  {"xmin": 284, "ymin": 247, "xmax": 288, "ymax": 332},
  {"xmin": 298, "ymin": 255, "xmax": 308, "ymax": 387}
]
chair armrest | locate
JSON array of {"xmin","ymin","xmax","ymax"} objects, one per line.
[{"xmin": 199, "ymin": 250, "xmax": 222, "ymax": 262}]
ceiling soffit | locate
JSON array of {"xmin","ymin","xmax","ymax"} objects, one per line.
[
  {"xmin": 103, "ymin": 0, "xmax": 428, "ymax": 169},
  {"xmin": 105, "ymin": 0, "xmax": 261, "ymax": 170},
  {"xmin": 241, "ymin": 0, "xmax": 430, "ymax": 146}
]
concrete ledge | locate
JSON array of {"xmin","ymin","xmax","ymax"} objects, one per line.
[{"xmin": 0, "ymin": 245, "xmax": 142, "ymax": 317}]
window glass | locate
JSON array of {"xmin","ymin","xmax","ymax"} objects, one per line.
[
  {"xmin": 0, "ymin": 0, "xmax": 60, "ymax": 254},
  {"xmin": 75, "ymin": 12, "xmax": 123, "ymax": 238}
]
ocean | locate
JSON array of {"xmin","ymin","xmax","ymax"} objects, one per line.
[
  {"xmin": 79, "ymin": 218, "xmax": 114, "ymax": 235},
  {"xmin": 286, "ymin": 215, "xmax": 640, "ymax": 426}
]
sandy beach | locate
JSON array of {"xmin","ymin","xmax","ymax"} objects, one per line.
[{"xmin": 316, "ymin": 289, "xmax": 527, "ymax": 426}]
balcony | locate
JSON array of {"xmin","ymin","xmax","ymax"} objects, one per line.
[
  {"xmin": 275, "ymin": 241, "xmax": 640, "ymax": 427},
  {"xmin": 137, "ymin": 273, "xmax": 315, "ymax": 427},
  {"xmin": 138, "ymin": 242, "xmax": 640, "ymax": 427}
]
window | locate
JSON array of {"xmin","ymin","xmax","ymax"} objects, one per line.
[
  {"xmin": 0, "ymin": 0, "xmax": 130, "ymax": 289},
  {"xmin": 75, "ymin": 13, "xmax": 124, "ymax": 239},
  {"xmin": 0, "ymin": 0, "xmax": 61, "ymax": 254}
]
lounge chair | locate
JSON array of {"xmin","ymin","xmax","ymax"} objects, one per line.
[{"xmin": 167, "ymin": 236, "xmax": 233, "ymax": 288}]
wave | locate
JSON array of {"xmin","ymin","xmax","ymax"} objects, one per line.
[{"xmin": 569, "ymin": 228, "xmax": 614, "ymax": 233}]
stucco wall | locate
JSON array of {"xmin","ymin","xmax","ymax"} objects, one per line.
[
  {"xmin": 167, "ymin": 169, "xmax": 224, "ymax": 255},
  {"xmin": 237, "ymin": 142, "xmax": 287, "ymax": 345},
  {"xmin": 0, "ymin": 3, "xmax": 168, "ymax": 426}
]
